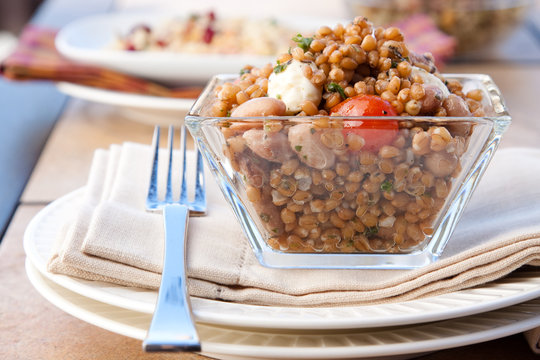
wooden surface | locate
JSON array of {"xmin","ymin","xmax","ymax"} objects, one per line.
[{"xmin": 0, "ymin": 62, "xmax": 539, "ymax": 359}]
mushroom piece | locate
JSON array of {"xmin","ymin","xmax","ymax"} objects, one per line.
[
  {"xmin": 288, "ymin": 124, "xmax": 335, "ymax": 170},
  {"xmin": 242, "ymin": 129, "xmax": 295, "ymax": 163}
]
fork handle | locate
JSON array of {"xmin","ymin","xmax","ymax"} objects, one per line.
[{"xmin": 143, "ymin": 204, "xmax": 201, "ymax": 352}]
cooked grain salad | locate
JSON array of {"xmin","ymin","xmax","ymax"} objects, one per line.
[{"xmin": 210, "ymin": 16, "xmax": 486, "ymax": 253}]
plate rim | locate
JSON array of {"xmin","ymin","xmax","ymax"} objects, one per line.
[
  {"xmin": 25, "ymin": 258, "xmax": 540, "ymax": 359},
  {"xmin": 55, "ymin": 82, "xmax": 194, "ymax": 111},
  {"xmin": 23, "ymin": 186, "xmax": 540, "ymax": 330}
]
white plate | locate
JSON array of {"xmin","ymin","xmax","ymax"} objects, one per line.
[
  {"xmin": 24, "ymin": 188, "xmax": 540, "ymax": 330},
  {"xmin": 55, "ymin": 12, "xmax": 329, "ymax": 85},
  {"xmin": 25, "ymin": 258, "xmax": 540, "ymax": 360},
  {"xmin": 56, "ymin": 82, "xmax": 194, "ymax": 126}
]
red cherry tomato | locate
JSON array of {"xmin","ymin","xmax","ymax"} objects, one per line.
[{"xmin": 330, "ymin": 95, "xmax": 399, "ymax": 152}]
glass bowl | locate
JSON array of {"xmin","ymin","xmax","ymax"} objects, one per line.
[
  {"xmin": 185, "ymin": 74, "xmax": 510, "ymax": 269},
  {"xmin": 344, "ymin": 0, "xmax": 534, "ymax": 55}
]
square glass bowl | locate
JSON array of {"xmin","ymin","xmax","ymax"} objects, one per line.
[{"xmin": 185, "ymin": 74, "xmax": 510, "ymax": 269}]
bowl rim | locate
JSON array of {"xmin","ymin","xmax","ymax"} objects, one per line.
[{"xmin": 186, "ymin": 73, "xmax": 511, "ymax": 122}]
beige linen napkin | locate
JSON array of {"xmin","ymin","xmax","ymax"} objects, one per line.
[{"xmin": 48, "ymin": 144, "xmax": 540, "ymax": 307}]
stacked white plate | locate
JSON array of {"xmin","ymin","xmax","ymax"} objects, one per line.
[{"xmin": 24, "ymin": 189, "xmax": 540, "ymax": 360}]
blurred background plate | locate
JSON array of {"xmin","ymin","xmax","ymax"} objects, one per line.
[
  {"xmin": 344, "ymin": 0, "xmax": 536, "ymax": 57},
  {"xmin": 56, "ymin": 82, "xmax": 193, "ymax": 125},
  {"xmin": 55, "ymin": 11, "xmax": 338, "ymax": 85}
]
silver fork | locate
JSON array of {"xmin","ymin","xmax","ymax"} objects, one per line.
[{"xmin": 142, "ymin": 125, "xmax": 206, "ymax": 352}]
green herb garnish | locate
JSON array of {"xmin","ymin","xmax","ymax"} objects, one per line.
[
  {"xmin": 260, "ymin": 213, "xmax": 270, "ymax": 222},
  {"xmin": 239, "ymin": 68, "xmax": 250, "ymax": 76},
  {"xmin": 292, "ymin": 34, "xmax": 313, "ymax": 52},
  {"xmin": 273, "ymin": 60, "xmax": 287, "ymax": 74},
  {"xmin": 380, "ymin": 180, "xmax": 393, "ymax": 192},
  {"xmin": 310, "ymin": 127, "xmax": 316, "ymax": 134},
  {"xmin": 364, "ymin": 226, "xmax": 379, "ymax": 238},
  {"xmin": 327, "ymin": 82, "xmax": 347, "ymax": 99},
  {"xmin": 295, "ymin": 145, "xmax": 303, "ymax": 152}
]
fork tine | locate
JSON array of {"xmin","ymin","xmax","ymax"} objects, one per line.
[
  {"xmin": 179, "ymin": 125, "xmax": 188, "ymax": 205},
  {"xmin": 165, "ymin": 126, "xmax": 174, "ymax": 203},
  {"xmin": 192, "ymin": 147, "xmax": 206, "ymax": 215},
  {"xmin": 146, "ymin": 126, "xmax": 160, "ymax": 208}
]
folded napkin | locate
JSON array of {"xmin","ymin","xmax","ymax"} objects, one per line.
[
  {"xmin": 0, "ymin": 25, "xmax": 202, "ymax": 98},
  {"xmin": 48, "ymin": 143, "xmax": 540, "ymax": 307}
]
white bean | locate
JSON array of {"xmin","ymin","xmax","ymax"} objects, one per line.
[{"xmin": 231, "ymin": 97, "xmax": 286, "ymax": 117}]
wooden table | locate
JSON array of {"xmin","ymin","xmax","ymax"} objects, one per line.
[{"xmin": 1, "ymin": 61, "xmax": 540, "ymax": 359}]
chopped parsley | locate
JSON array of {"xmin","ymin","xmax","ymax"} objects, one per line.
[
  {"xmin": 273, "ymin": 60, "xmax": 287, "ymax": 74},
  {"xmin": 327, "ymin": 82, "xmax": 347, "ymax": 99},
  {"xmin": 391, "ymin": 60, "xmax": 399, "ymax": 68},
  {"xmin": 364, "ymin": 226, "xmax": 379, "ymax": 238},
  {"xmin": 295, "ymin": 145, "xmax": 303, "ymax": 152},
  {"xmin": 380, "ymin": 180, "xmax": 393, "ymax": 192},
  {"xmin": 239, "ymin": 68, "xmax": 250, "ymax": 76},
  {"xmin": 292, "ymin": 34, "xmax": 313, "ymax": 52},
  {"xmin": 310, "ymin": 127, "xmax": 316, "ymax": 134},
  {"xmin": 276, "ymin": 94, "xmax": 282, "ymax": 100}
]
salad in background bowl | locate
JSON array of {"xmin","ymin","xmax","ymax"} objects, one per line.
[
  {"xmin": 345, "ymin": 0, "xmax": 534, "ymax": 55},
  {"xmin": 55, "ymin": 11, "xmax": 332, "ymax": 85}
]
